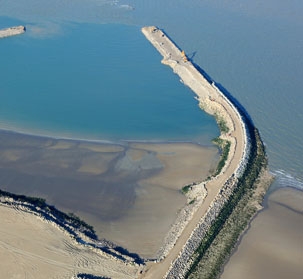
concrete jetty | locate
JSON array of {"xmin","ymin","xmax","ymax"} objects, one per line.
[
  {"xmin": 0, "ymin": 26, "xmax": 26, "ymax": 39},
  {"xmin": 141, "ymin": 26, "xmax": 250, "ymax": 278}
]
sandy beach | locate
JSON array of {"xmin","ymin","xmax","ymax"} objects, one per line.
[
  {"xmin": 0, "ymin": 203, "xmax": 140, "ymax": 279},
  {"xmin": 221, "ymin": 187, "xmax": 303, "ymax": 279}
]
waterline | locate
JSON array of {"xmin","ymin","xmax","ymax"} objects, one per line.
[{"xmin": 0, "ymin": 22, "xmax": 219, "ymax": 144}]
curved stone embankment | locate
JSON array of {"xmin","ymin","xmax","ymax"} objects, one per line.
[
  {"xmin": 141, "ymin": 26, "xmax": 251, "ymax": 279},
  {"xmin": 163, "ymin": 86, "xmax": 251, "ymax": 279},
  {"xmin": 0, "ymin": 26, "xmax": 26, "ymax": 39},
  {"xmin": 211, "ymin": 83, "xmax": 251, "ymax": 177}
]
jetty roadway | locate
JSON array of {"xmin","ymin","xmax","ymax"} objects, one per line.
[
  {"xmin": 0, "ymin": 26, "xmax": 26, "ymax": 39},
  {"xmin": 141, "ymin": 26, "xmax": 246, "ymax": 278}
]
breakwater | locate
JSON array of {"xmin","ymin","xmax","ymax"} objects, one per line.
[
  {"xmin": 141, "ymin": 26, "xmax": 252, "ymax": 278},
  {"xmin": 0, "ymin": 25, "xmax": 26, "ymax": 39}
]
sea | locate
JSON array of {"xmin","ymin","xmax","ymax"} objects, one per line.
[
  {"xmin": 1, "ymin": 0, "xmax": 303, "ymax": 257},
  {"xmin": 1, "ymin": 0, "xmax": 302, "ymax": 189},
  {"xmin": 0, "ymin": 21, "xmax": 218, "ymax": 143}
]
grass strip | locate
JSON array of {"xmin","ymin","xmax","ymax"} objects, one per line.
[
  {"xmin": 186, "ymin": 128, "xmax": 270, "ymax": 279},
  {"xmin": 212, "ymin": 138, "xmax": 231, "ymax": 176}
]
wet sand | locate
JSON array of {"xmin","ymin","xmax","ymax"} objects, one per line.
[
  {"xmin": 100, "ymin": 142, "xmax": 219, "ymax": 257},
  {"xmin": 221, "ymin": 187, "xmax": 303, "ymax": 279},
  {"xmin": 0, "ymin": 130, "xmax": 218, "ymax": 258}
]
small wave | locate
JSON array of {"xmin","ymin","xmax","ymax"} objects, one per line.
[
  {"xmin": 111, "ymin": 1, "xmax": 134, "ymax": 10},
  {"xmin": 271, "ymin": 169, "xmax": 303, "ymax": 191},
  {"xmin": 119, "ymin": 4, "xmax": 134, "ymax": 10}
]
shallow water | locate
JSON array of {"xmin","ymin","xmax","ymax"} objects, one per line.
[
  {"xmin": 0, "ymin": 21, "xmax": 218, "ymax": 143},
  {"xmin": 1, "ymin": 0, "xmax": 303, "ymax": 265},
  {"xmin": 1, "ymin": 0, "xmax": 302, "ymax": 185},
  {"xmin": 129, "ymin": 0, "xmax": 303, "ymax": 185},
  {"xmin": 0, "ymin": 131, "xmax": 218, "ymax": 257}
]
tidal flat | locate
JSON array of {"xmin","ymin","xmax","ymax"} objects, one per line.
[
  {"xmin": 221, "ymin": 187, "xmax": 303, "ymax": 279},
  {"xmin": 0, "ymin": 130, "xmax": 219, "ymax": 258}
]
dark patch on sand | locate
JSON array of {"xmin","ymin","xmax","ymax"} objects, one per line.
[{"xmin": 0, "ymin": 130, "xmax": 218, "ymax": 257}]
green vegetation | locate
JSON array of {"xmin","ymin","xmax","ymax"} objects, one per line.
[
  {"xmin": 212, "ymin": 137, "xmax": 224, "ymax": 146},
  {"xmin": 186, "ymin": 128, "xmax": 271, "ymax": 279},
  {"xmin": 214, "ymin": 113, "xmax": 230, "ymax": 134},
  {"xmin": 0, "ymin": 189, "xmax": 97, "ymax": 239},
  {"xmin": 181, "ymin": 185, "xmax": 192, "ymax": 194},
  {"xmin": 211, "ymin": 112, "xmax": 231, "ymax": 177},
  {"xmin": 67, "ymin": 212, "xmax": 95, "ymax": 233},
  {"xmin": 189, "ymin": 199, "xmax": 196, "ymax": 205},
  {"xmin": 212, "ymin": 138, "xmax": 231, "ymax": 176},
  {"xmin": 0, "ymin": 190, "xmax": 47, "ymax": 208}
]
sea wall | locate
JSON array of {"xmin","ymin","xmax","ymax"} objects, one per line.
[
  {"xmin": 211, "ymin": 83, "xmax": 251, "ymax": 178},
  {"xmin": 161, "ymin": 55, "xmax": 253, "ymax": 279},
  {"xmin": 161, "ymin": 46, "xmax": 251, "ymax": 279},
  {"xmin": 162, "ymin": 101, "xmax": 252, "ymax": 278},
  {"xmin": 0, "ymin": 25, "xmax": 26, "ymax": 39},
  {"xmin": 156, "ymin": 182, "xmax": 208, "ymax": 261},
  {"xmin": 141, "ymin": 26, "xmax": 252, "ymax": 278},
  {"xmin": 164, "ymin": 177, "xmax": 241, "ymax": 278}
]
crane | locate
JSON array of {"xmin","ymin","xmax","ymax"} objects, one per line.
[{"xmin": 181, "ymin": 50, "xmax": 188, "ymax": 62}]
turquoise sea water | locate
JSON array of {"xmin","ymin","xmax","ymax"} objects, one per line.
[
  {"xmin": 0, "ymin": 21, "xmax": 218, "ymax": 143},
  {"xmin": 1, "ymin": 1, "xmax": 303, "ymax": 186},
  {"xmin": 129, "ymin": 0, "xmax": 303, "ymax": 188}
]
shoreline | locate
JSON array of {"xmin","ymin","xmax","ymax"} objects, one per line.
[
  {"xmin": 0, "ymin": 127, "xmax": 215, "ymax": 148},
  {"xmin": 220, "ymin": 186, "xmax": 303, "ymax": 279},
  {"xmin": 224, "ymin": 182, "xmax": 303, "ymax": 262},
  {"xmin": 219, "ymin": 171, "xmax": 276, "ymax": 275},
  {"xmin": 0, "ymin": 25, "xmax": 271, "ymax": 278},
  {"xmin": 0, "ymin": 129, "xmax": 218, "ymax": 260},
  {"xmin": 0, "ymin": 25, "xmax": 25, "ymax": 38}
]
